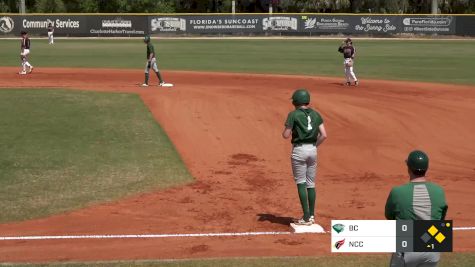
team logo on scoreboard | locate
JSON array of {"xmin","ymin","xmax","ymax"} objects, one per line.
[
  {"xmin": 332, "ymin": 223, "xmax": 345, "ymax": 233},
  {"xmin": 334, "ymin": 239, "xmax": 345, "ymax": 249}
]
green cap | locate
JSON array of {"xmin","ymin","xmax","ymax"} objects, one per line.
[
  {"xmin": 292, "ymin": 89, "xmax": 310, "ymax": 105},
  {"xmin": 406, "ymin": 150, "xmax": 429, "ymax": 172},
  {"xmin": 144, "ymin": 35, "xmax": 150, "ymax": 42}
]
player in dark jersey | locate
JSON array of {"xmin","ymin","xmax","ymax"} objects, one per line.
[
  {"xmin": 47, "ymin": 23, "xmax": 54, "ymax": 44},
  {"xmin": 282, "ymin": 89, "xmax": 327, "ymax": 225},
  {"xmin": 338, "ymin": 38, "xmax": 358, "ymax": 86},
  {"xmin": 19, "ymin": 31, "xmax": 33, "ymax": 75}
]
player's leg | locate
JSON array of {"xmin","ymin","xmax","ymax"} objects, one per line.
[
  {"xmin": 25, "ymin": 58, "xmax": 33, "ymax": 73},
  {"xmin": 23, "ymin": 50, "xmax": 32, "ymax": 72},
  {"xmin": 142, "ymin": 61, "xmax": 151, "ymax": 86},
  {"xmin": 401, "ymin": 252, "xmax": 440, "ymax": 267},
  {"xmin": 151, "ymin": 60, "xmax": 164, "ymax": 84},
  {"xmin": 291, "ymin": 146, "xmax": 310, "ymax": 224},
  {"xmin": 19, "ymin": 54, "xmax": 27, "ymax": 74},
  {"xmin": 48, "ymin": 32, "xmax": 54, "ymax": 44},
  {"xmin": 349, "ymin": 66, "xmax": 358, "ymax": 85},
  {"xmin": 389, "ymin": 252, "xmax": 405, "ymax": 267},
  {"xmin": 344, "ymin": 60, "xmax": 351, "ymax": 85},
  {"xmin": 305, "ymin": 145, "xmax": 317, "ymax": 222}
]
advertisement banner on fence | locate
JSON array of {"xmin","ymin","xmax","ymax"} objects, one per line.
[
  {"xmin": 400, "ymin": 16, "xmax": 455, "ymax": 34},
  {"xmin": 11, "ymin": 15, "xmax": 87, "ymax": 35},
  {"xmin": 352, "ymin": 16, "xmax": 399, "ymax": 34},
  {"xmin": 0, "ymin": 14, "xmax": 469, "ymax": 37},
  {"xmin": 301, "ymin": 15, "xmax": 351, "ymax": 32},
  {"xmin": 149, "ymin": 15, "xmax": 264, "ymax": 33},
  {"xmin": 262, "ymin": 16, "xmax": 298, "ymax": 31},
  {"xmin": 0, "ymin": 15, "xmax": 147, "ymax": 36},
  {"xmin": 300, "ymin": 15, "xmax": 399, "ymax": 34},
  {"xmin": 88, "ymin": 15, "xmax": 147, "ymax": 36},
  {"xmin": 150, "ymin": 17, "xmax": 187, "ymax": 32},
  {"xmin": 299, "ymin": 15, "xmax": 455, "ymax": 35}
]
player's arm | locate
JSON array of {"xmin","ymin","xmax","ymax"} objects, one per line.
[
  {"xmin": 147, "ymin": 49, "xmax": 154, "ymax": 68},
  {"xmin": 149, "ymin": 44, "xmax": 156, "ymax": 61},
  {"xmin": 441, "ymin": 191, "xmax": 448, "ymax": 220},
  {"xmin": 351, "ymin": 46, "xmax": 356, "ymax": 59},
  {"xmin": 282, "ymin": 127, "xmax": 292, "ymax": 139},
  {"xmin": 282, "ymin": 113, "xmax": 294, "ymax": 139},
  {"xmin": 316, "ymin": 123, "xmax": 327, "ymax": 147},
  {"xmin": 385, "ymin": 189, "xmax": 396, "ymax": 220},
  {"xmin": 338, "ymin": 44, "xmax": 344, "ymax": 53}
]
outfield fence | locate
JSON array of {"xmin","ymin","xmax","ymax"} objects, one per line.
[{"xmin": 1, "ymin": 13, "xmax": 474, "ymax": 37}]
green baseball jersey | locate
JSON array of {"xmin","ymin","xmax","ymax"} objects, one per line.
[
  {"xmin": 385, "ymin": 182, "xmax": 448, "ymax": 220},
  {"xmin": 285, "ymin": 108, "xmax": 323, "ymax": 144},
  {"xmin": 146, "ymin": 43, "xmax": 156, "ymax": 59}
]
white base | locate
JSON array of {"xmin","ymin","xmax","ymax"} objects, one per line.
[
  {"xmin": 160, "ymin": 83, "xmax": 174, "ymax": 87},
  {"xmin": 290, "ymin": 223, "xmax": 326, "ymax": 233}
]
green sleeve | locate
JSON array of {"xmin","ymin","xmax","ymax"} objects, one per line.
[
  {"xmin": 439, "ymin": 187, "xmax": 448, "ymax": 220},
  {"xmin": 426, "ymin": 182, "xmax": 449, "ymax": 220},
  {"xmin": 385, "ymin": 189, "xmax": 396, "ymax": 220},
  {"xmin": 441, "ymin": 205, "xmax": 448, "ymax": 220},
  {"xmin": 317, "ymin": 113, "xmax": 323, "ymax": 126},
  {"xmin": 313, "ymin": 110, "xmax": 323, "ymax": 126},
  {"xmin": 285, "ymin": 111, "xmax": 294, "ymax": 128}
]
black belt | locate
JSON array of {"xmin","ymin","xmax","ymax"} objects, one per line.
[{"xmin": 293, "ymin": 143, "xmax": 316, "ymax": 147}]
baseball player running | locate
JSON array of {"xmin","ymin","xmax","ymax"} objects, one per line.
[
  {"xmin": 47, "ymin": 23, "xmax": 54, "ymax": 45},
  {"xmin": 141, "ymin": 35, "xmax": 169, "ymax": 87},
  {"xmin": 282, "ymin": 89, "xmax": 327, "ymax": 225},
  {"xmin": 385, "ymin": 150, "xmax": 448, "ymax": 267},
  {"xmin": 19, "ymin": 31, "xmax": 33, "ymax": 75},
  {"xmin": 338, "ymin": 38, "xmax": 358, "ymax": 86}
]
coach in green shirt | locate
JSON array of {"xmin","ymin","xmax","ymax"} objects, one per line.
[{"xmin": 385, "ymin": 150, "xmax": 448, "ymax": 267}]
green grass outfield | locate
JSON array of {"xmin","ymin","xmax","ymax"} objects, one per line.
[
  {"xmin": 0, "ymin": 89, "xmax": 192, "ymax": 223},
  {"xmin": 3, "ymin": 253, "xmax": 475, "ymax": 267},
  {"xmin": 0, "ymin": 39, "xmax": 475, "ymax": 84}
]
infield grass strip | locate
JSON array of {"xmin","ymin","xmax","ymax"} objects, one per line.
[
  {"xmin": 0, "ymin": 89, "xmax": 193, "ymax": 223},
  {"xmin": 9, "ymin": 253, "xmax": 475, "ymax": 267},
  {"xmin": 0, "ymin": 39, "xmax": 474, "ymax": 84}
]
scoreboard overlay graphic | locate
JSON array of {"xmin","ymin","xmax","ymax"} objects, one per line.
[{"xmin": 331, "ymin": 220, "xmax": 453, "ymax": 253}]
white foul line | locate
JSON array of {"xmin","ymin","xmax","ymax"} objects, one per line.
[
  {"xmin": 0, "ymin": 227, "xmax": 473, "ymax": 241},
  {"xmin": 453, "ymin": 227, "xmax": 475, "ymax": 231},
  {"xmin": 0, "ymin": 231, "xmax": 291, "ymax": 241}
]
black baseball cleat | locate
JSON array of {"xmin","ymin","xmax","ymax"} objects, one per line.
[
  {"xmin": 354, "ymin": 80, "xmax": 359, "ymax": 86},
  {"xmin": 345, "ymin": 82, "xmax": 351, "ymax": 86}
]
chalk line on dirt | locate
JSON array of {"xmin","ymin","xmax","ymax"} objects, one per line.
[{"xmin": 0, "ymin": 227, "xmax": 473, "ymax": 241}]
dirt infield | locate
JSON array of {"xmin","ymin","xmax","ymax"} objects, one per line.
[{"xmin": 0, "ymin": 67, "xmax": 474, "ymax": 263}]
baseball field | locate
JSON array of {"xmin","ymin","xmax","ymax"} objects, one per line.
[{"xmin": 0, "ymin": 38, "xmax": 474, "ymax": 266}]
